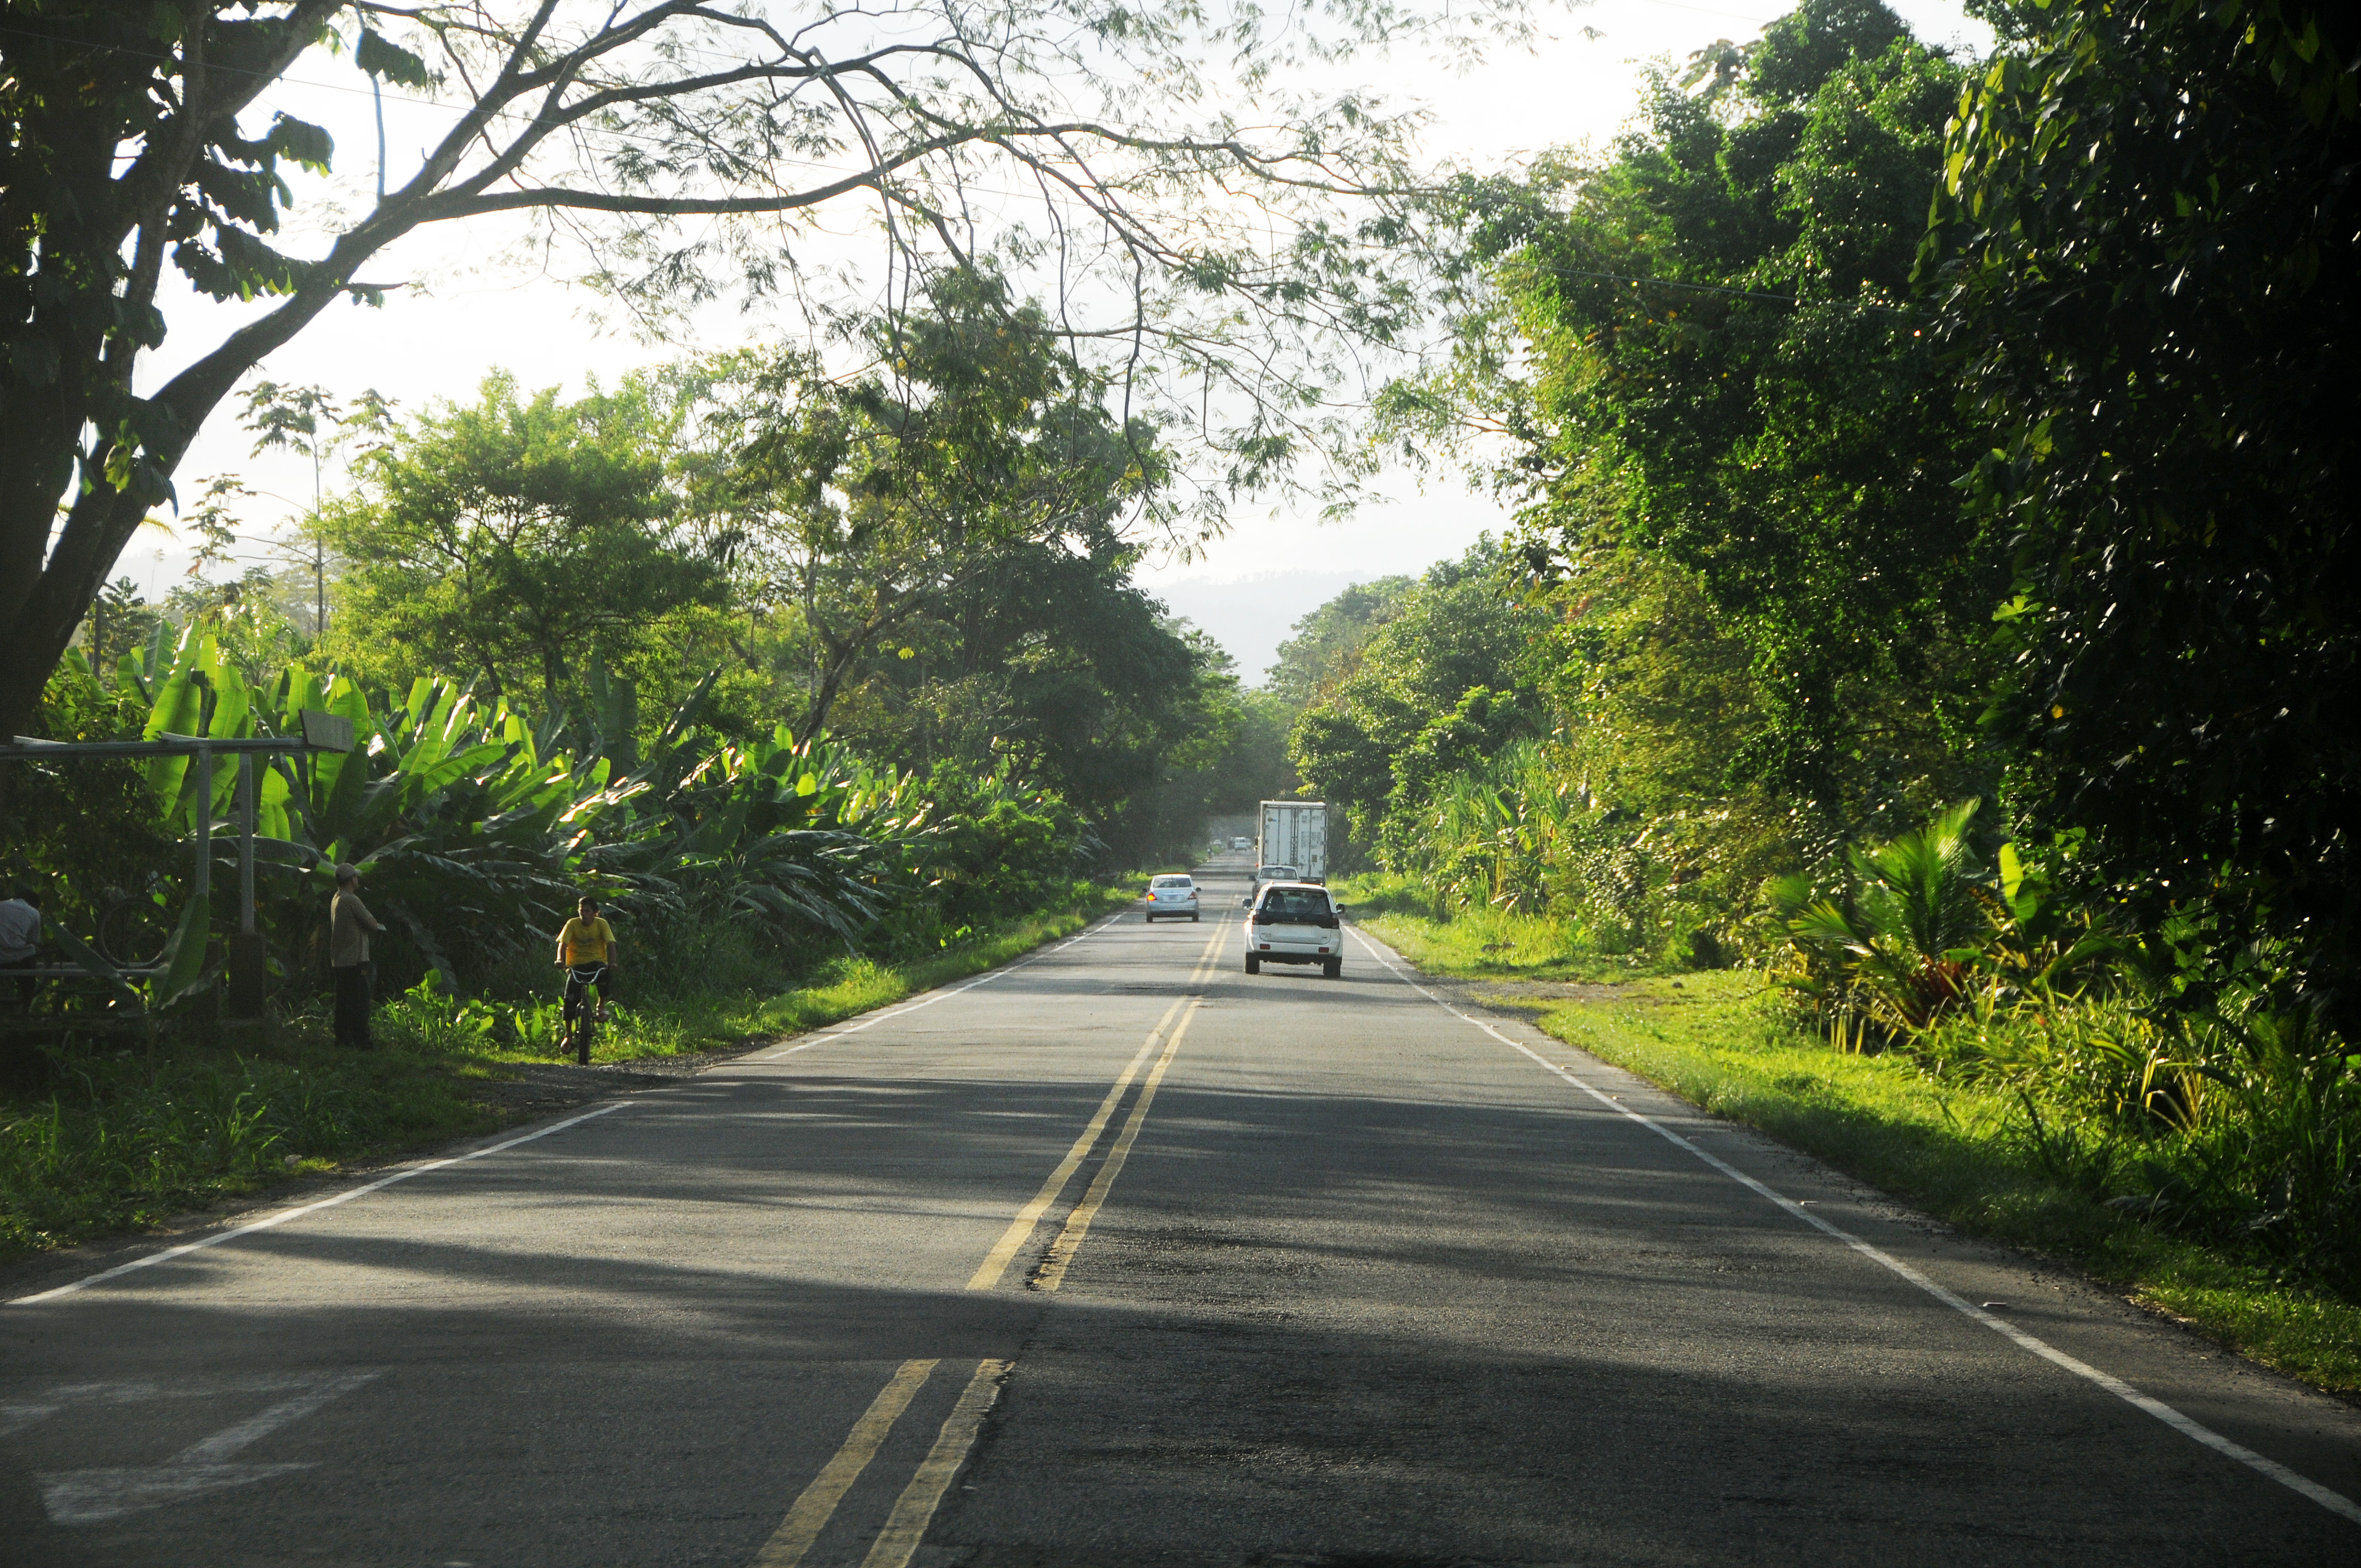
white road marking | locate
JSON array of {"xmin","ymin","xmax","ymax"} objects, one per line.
[
  {"xmin": 2, "ymin": 1372, "xmax": 347, "ymax": 1435},
  {"xmin": 7, "ymin": 910, "xmax": 1133, "ymax": 1299},
  {"xmin": 34, "ymin": 1370, "xmax": 380, "ymax": 1524},
  {"xmin": 7, "ymin": 1103, "xmax": 633, "ymax": 1307},
  {"xmin": 1347, "ymin": 926, "xmax": 2361, "ymax": 1529},
  {"xmin": 748, "ymin": 914, "xmax": 1126, "ymax": 1063}
]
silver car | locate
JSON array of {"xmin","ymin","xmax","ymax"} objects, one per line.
[
  {"xmin": 1242, "ymin": 882, "xmax": 1342, "ymax": 978},
  {"xmin": 1144, "ymin": 873, "xmax": 1201, "ymax": 923},
  {"xmin": 1250, "ymin": 862, "xmax": 1296, "ymax": 899}
]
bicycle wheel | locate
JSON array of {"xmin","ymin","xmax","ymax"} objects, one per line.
[{"xmin": 97, "ymin": 896, "xmax": 171, "ymax": 967}]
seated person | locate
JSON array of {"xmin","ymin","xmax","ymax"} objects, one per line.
[{"xmin": 556, "ymin": 896, "xmax": 620, "ymax": 1025}]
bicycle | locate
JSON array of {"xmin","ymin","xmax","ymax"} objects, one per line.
[{"xmin": 561, "ymin": 963, "xmax": 612, "ymax": 1066}]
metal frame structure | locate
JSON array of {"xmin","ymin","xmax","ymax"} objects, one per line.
[{"xmin": 0, "ymin": 712, "xmax": 353, "ymax": 1002}]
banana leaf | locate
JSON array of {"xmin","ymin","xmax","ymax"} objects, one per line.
[{"xmin": 48, "ymin": 924, "xmax": 144, "ymax": 1012}]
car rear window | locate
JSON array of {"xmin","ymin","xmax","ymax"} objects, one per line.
[
  {"xmin": 1258, "ymin": 890, "xmax": 1330, "ymax": 920},
  {"xmin": 1151, "ymin": 875, "xmax": 1193, "ymax": 888}
]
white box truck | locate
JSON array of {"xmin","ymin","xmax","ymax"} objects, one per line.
[{"xmin": 1257, "ymin": 800, "xmax": 1328, "ymax": 884}]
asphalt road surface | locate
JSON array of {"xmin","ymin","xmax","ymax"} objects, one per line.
[{"xmin": 6, "ymin": 851, "xmax": 2358, "ymax": 1566}]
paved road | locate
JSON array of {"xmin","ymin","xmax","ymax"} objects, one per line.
[{"xmin": 4, "ymin": 851, "xmax": 2358, "ymax": 1566}]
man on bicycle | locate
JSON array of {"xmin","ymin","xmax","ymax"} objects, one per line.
[{"xmin": 555, "ymin": 896, "xmax": 619, "ymax": 1062}]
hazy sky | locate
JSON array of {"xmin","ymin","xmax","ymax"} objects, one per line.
[{"xmin": 120, "ymin": 0, "xmax": 1993, "ymax": 679}]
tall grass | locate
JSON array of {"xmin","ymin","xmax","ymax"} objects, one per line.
[
  {"xmin": 0, "ymin": 1027, "xmax": 489, "ymax": 1253},
  {"xmin": 1914, "ymin": 993, "xmax": 2361, "ymax": 1298},
  {"xmin": 1338, "ymin": 872, "xmax": 1671, "ymax": 981}
]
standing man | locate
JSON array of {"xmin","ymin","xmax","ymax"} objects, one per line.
[
  {"xmin": 0, "ymin": 885, "xmax": 41, "ymax": 1009},
  {"xmin": 330, "ymin": 864, "xmax": 383, "ymax": 1049}
]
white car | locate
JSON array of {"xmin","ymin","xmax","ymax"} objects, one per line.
[
  {"xmin": 1250, "ymin": 862, "xmax": 1296, "ymax": 898},
  {"xmin": 1242, "ymin": 882, "xmax": 1343, "ymax": 978},
  {"xmin": 1231, "ymin": 836, "xmax": 1251, "ymax": 851},
  {"xmin": 1144, "ymin": 873, "xmax": 1201, "ymax": 923}
]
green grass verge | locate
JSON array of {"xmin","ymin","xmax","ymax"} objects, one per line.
[
  {"xmin": 0, "ymin": 883, "xmax": 1141, "ymax": 1265},
  {"xmin": 1360, "ymin": 908, "xmax": 2361, "ymax": 1397},
  {"xmin": 1335, "ymin": 873, "xmax": 1679, "ymax": 982}
]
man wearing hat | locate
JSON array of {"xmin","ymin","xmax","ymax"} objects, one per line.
[{"xmin": 330, "ymin": 864, "xmax": 383, "ymax": 1049}]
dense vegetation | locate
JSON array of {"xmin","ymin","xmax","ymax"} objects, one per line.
[
  {"xmin": 1283, "ymin": 0, "xmax": 2360, "ymax": 1311},
  {"xmin": 19, "ymin": 278, "xmax": 1274, "ymax": 985},
  {"xmin": 4, "ymin": 0, "xmax": 2354, "ymax": 1351},
  {"xmin": 0, "ymin": 276, "xmax": 1286, "ymax": 1249}
]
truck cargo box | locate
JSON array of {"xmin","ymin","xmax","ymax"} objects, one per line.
[{"xmin": 1257, "ymin": 800, "xmax": 1328, "ymax": 883}]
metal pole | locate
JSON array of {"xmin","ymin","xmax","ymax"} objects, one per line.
[
  {"xmin": 229, "ymin": 752, "xmax": 266, "ymax": 1017},
  {"xmin": 238, "ymin": 753, "xmax": 256, "ymax": 934},
  {"xmin": 193, "ymin": 747, "xmax": 213, "ymax": 902}
]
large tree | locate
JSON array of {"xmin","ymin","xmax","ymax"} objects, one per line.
[
  {"xmin": 714, "ymin": 270, "xmax": 1174, "ymax": 737},
  {"xmin": 312, "ymin": 372, "xmax": 727, "ymax": 711},
  {"xmin": 1924, "ymin": 0, "xmax": 2361, "ymax": 1003},
  {"xmin": 1395, "ymin": 0, "xmax": 1990, "ymax": 833},
  {"xmin": 1288, "ymin": 540, "xmax": 1546, "ymax": 848},
  {"xmin": 0, "ymin": 0, "xmax": 1483, "ymax": 743}
]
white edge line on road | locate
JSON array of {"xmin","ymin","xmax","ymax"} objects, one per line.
[
  {"xmin": 749, "ymin": 912, "xmax": 1128, "ymax": 1063},
  {"xmin": 1346, "ymin": 926, "xmax": 2361, "ymax": 1529},
  {"xmin": 7, "ymin": 909, "xmax": 1141, "ymax": 1303},
  {"xmin": 7, "ymin": 1101, "xmax": 634, "ymax": 1308}
]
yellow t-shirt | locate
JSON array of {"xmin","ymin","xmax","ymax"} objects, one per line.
[{"xmin": 559, "ymin": 916, "xmax": 616, "ymax": 966}]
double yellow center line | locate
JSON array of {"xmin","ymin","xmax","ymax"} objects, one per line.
[
  {"xmin": 752, "ymin": 911, "xmax": 1228, "ymax": 1567},
  {"xmin": 969, "ymin": 913, "xmax": 1225, "ymax": 1291},
  {"xmin": 752, "ymin": 1357, "xmax": 1009, "ymax": 1568}
]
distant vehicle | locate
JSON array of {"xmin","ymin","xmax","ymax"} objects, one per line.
[
  {"xmin": 1144, "ymin": 873, "xmax": 1200, "ymax": 923},
  {"xmin": 1251, "ymin": 863, "xmax": 1296, "ymax": 898},
  {"xmin": 1231, "ymin": 836, "xmax": 1251, "ymax": 851},
  {"xmin": 1257, "ymin": 800, "xmax": 1326, "ymax": 883},
  {"xmin": 1242, "ymin": 881, "xmax": 1343, "ymax": 978}
]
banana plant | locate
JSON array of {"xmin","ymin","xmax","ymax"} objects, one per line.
[
  {"xmin": 51, "ymin": 891, "xmax": 221, "ymax": 1019},
  {"xmin": 89, "ymin": 633, "xmax": 953, "ymax": 1002},
  {"xmin": 1974, "ymin": 840, "xmax": 2121, "ymax": 998}
]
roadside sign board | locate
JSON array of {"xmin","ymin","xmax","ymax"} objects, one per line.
[{"xmin": 300, "ymin": 709, "xmax": 354, "ymax": 753}]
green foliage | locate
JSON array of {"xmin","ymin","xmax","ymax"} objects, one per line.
[
  {"xmin": 716, "ymin": 271, "xmax": 1175, "ymax": 742},
  {"xmin": 315, "ymin": 372, "xmax": 727, "ymax": 712},
  {"xmin": 1775, "ymin": 798, "xmax": 1987, "ymax": 1038},
  {"xmin": 5, "ymin": 660, "xmax": 177, "ymax": 938},
  {"xmin": 1289, "ymin": 539, "xmax": 1546, "ymax": 856},
  {"xmin": 32, "ymin": 629, "xmax": 935, "ymax": 1011},
  {"xmin": 890, "ymin": 760, "xmax": 1089, "ymax": 940},
  {"xmin": 1751, "ymin": 799, "xmax": 2361, "ymax": 1298},
  {"xmin": 83, "ymin": 579, "xmax": 164, "ymax": 674},
  {"xmin": 1263, "ymin": 576, "xmax": 1415, "ymax": 706},
  {"xmin": 1417, "ymin": 0, "xmax": 1988, "ymax": 809},
  {"xmin": 1923, "ymin": 0, "xmax": 2361, "ymax": 1012},
  {"xmin": 0, "ymin": 1033, "xmax": 488, "ymax": 1255}
]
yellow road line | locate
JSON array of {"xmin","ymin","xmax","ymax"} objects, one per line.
[
  {"xmin": 858, "ymin": 1359, "xmax": 1012, "ymax": 1568},
  {"xmin": 1192, "ymin": 911, "xmax": 1228, "ymax": 973},
  {"xmin": 1031, "ymin": 998, "xmax": 1199, "ymax": 1293},
  {"xmin": 965, "ymin": 998, "xmax": 1183, "ymax": 1291},
  {"xmin": 965, "ymin": 910, "xmax": 1228, "ymax": 1291},
  {"xmin": 751, "ymin": 1359, "xmax": 938, "ymax": 1568},
  {"xmin": 759, "ymin": 911, "xmax": 1230, "ymax": 1568}
]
